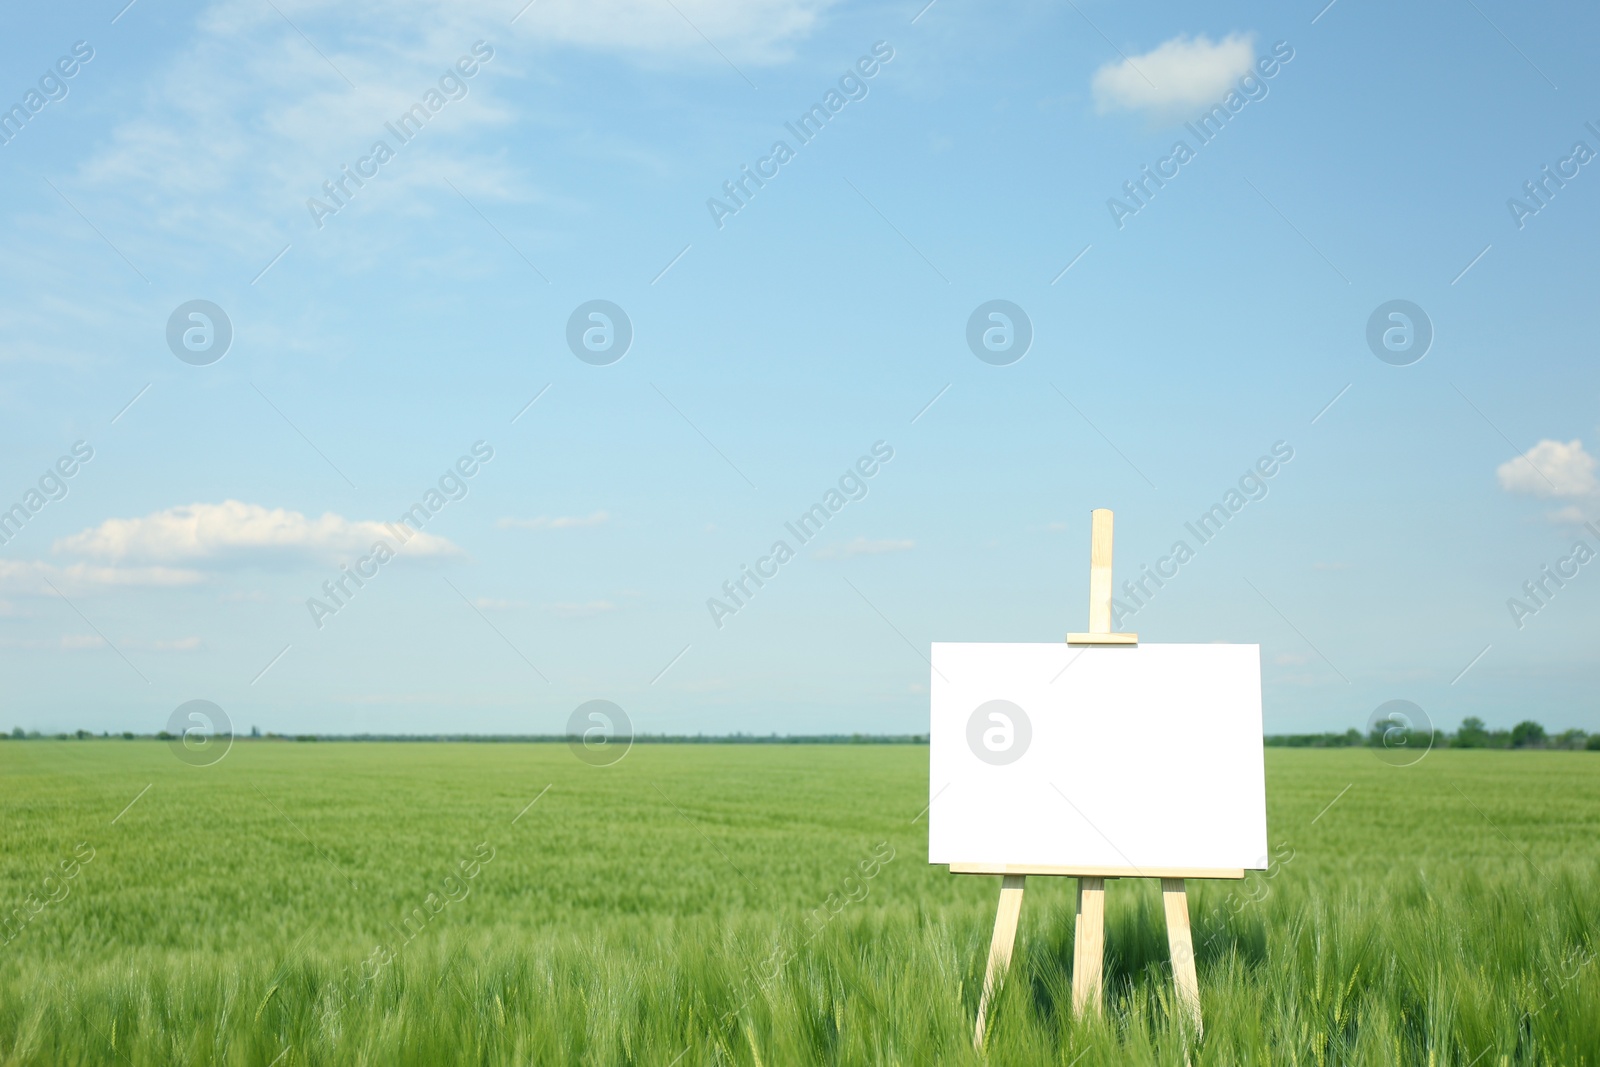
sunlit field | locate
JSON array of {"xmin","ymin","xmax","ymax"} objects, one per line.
[{"xmin": 1, "ymin": 741, "xmax": 1597, "ymax": 1065}]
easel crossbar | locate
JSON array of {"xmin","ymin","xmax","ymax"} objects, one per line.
[{"xmin": 951, "ymin": 863, "xmax": 1244, "ymax": 880}]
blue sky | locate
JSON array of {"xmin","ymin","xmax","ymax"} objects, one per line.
[{"xmin": 2, "ymin": 0, "xmax": 1597, "ymax": 738}]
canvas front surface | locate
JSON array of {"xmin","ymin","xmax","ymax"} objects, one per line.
[{"xmin": 928, "ymin": 643, "xmax": 1269, "ymax": 871}]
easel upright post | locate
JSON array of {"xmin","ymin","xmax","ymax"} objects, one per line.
[
  {"xmin": 1070, "ymin": 508, "xmax": 1115, "ymax": 1018},
  {"xmin": 1086, "ymin": 507, "xmax": 1115, "ymax": 634}
]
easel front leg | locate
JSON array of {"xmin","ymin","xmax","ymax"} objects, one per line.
[
  {"xmin": 1071, "ymin": 876, "xmax": 1106, "ymax": 1017},
  {"xmin": 1161, "ymin": 878, "xmax": 1202, "ymax": 1034},
  {"xmin": 973, "ymin": 874, "xmax": 1026, "ymax": 1048}
]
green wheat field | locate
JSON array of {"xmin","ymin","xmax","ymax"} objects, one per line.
[{"xmin": 1, "ymin": 741, "xmax": 1597, "ymax": 1066}]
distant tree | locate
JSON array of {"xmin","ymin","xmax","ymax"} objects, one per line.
[
  {"xmin": 1510, "ymin": 720, "xmax": 1547, "ymax": 749},
  {"xmin": 1269, "ymin": 729, "xmax": 1366, "ymax": 748},
  {"xmin": 156, "ymin": 730, "xmax": 174, "ymax": 741},
  {"xmin": 121, "ymin": 732, "xmax": 135, "ymax": 740},
  {"xmin": 1553, "ymin": 729, "xmax": 1588, "ymax": 750},
  {"xmin": 1487, "ymin": 729, "xmax": 1513, "ymax": 749},
  {"xmin": 10, "ymin": 727, "xmax": 23, "ymax": 740},
  {"xmin": 1589, "ymin": 734, "xmax": 1600, "ymax": 751},
  {"xmin": 1454, "ymin": 717, "xmax": 1489, "ymax": 748},
  {"xmin": 75, "ymin": 729, "xmax": 89, "ymax": 740}
]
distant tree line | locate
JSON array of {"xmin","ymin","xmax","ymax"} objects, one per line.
[
  {"xmin": 1266, "ymin": 718, "xmax": 1600, "ymax": 751},
  {"xmin": 3, "ymin": 727, "xmax": 932, "ymax": 745},
  {"xmin": 7, "ymin": 722, "xmax": 1597, "ymax": 749}
]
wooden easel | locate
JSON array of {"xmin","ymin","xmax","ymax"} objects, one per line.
[{"xmin": 966, "ymin": 508, "xmax": 1242, "ymax": 1047}]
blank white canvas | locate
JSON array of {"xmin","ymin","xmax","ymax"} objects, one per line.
[{"xmin": 928, "ymin": 643, "xmax": 1268, "ymax": 871}]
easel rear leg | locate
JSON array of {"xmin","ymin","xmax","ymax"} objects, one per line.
[{"xmin": 1071, "ymin": 876, "xmax": 1106, "ymax": 1017}]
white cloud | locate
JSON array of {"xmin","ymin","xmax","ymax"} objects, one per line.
[
  {"xmin": 55, "ymin": 0, "xmax": 829, "ymax": 261},
  {"xmin": 496, "ymin": 511, "xmax": 608, "ymax": 531},
  {"xmin": 811, "ymin": 537, "xmax": 915, "ymax": 560},
  {"xmin": 1092, "ymin": 33, "xmax": 1255, "ymax": 117},
  {"xmin": 547, "ymin": 600, "xmax": 616, "ymax": 619},
  {"xmin": 0, "ymin": 559, "xmax": 205, "ymax": 596},
  {"xmin": 5, "ymin": 0, "xmax": 838, "ymax": 375},
  {"xmin": 0, "ymin": 630, "xmax": 200, "ymax": 652},
  {"xmin": 62, "ymin": 634, "xmax": 106, "ymax": 651},
  {"xmin": 131, "ymin": 636, "xmax": 205, "ymax": 652},
  {"xmin": 0, "ymin": 635, "xmax": 104, "ymax": 651},
  {"xmin": 511, "ymin": 0, "xmax": 835, "ymax": 63},
  {"xmin": 1496, "ymin": 439, "xmax": 1598, "ymax": 499},
  {"xmin": 474, "ymin": 597, "xmax": 527, "ymax": 610},
  {"xmin": 54, "ymin": 501, "xmax": 458, "ymax": 564},
  {"xmin": 1544, "ymin": 505, "xmax": 1597, "ymax": 526}
]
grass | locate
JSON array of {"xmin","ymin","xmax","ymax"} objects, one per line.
[{"xmin": 1, "ymin": 740, "xmax": 1597, "ymax": 1065}]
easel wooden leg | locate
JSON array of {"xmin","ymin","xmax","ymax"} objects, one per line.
[
  {"xmin": 1161, "ymin": 878, "xmax": 1202, "ymax": 1034},
  {"xmin": 973, "ymin": 874, "xmax": 1026, "ymax": 1048},
  {"xmin": 1071, "ymin": 876, "xmax": 1106, "ymax": 1017}
]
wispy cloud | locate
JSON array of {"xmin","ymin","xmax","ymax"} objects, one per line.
[
  {"xmin": 547, "ymin": 600, "xmax": 615, "ymax": 619},
  {"xmin": 0, "ymin": 559, "xmax": 205, "ymax": 596},
  {"xmin": 496, "ymin": 511, "xmax": 608, "ymax": 531},
  {"xmin": 509, "ymin": 0, "xmax": 836, "ymax": 63},
  {"xmin": 1544, "ymin": 504, "xmax": 1598, "ymax": 526},
  {"xmin": 811, "ymin": 537, "xmax": 914, "ymax": 560},
  {"xmin": 474, "ymin": 597, "xmax": 527, "ymax": 610},
  {"xmin": 0, "ymin": 634, "xmax": 199, "ymax": 651},
  {"xmin": 134, "ymin": 636, "xmax": 204, "ymax": 651}
]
